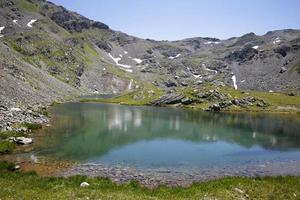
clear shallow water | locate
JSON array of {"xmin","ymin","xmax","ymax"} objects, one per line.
[{"xmin": 35, "ymin": 102, "xmax": 300, "ymax": 174}]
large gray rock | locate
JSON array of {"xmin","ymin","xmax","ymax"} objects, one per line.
[
  {"xmin": 80, "ymin": 182, "xmax": 90, "ymax": 187},
  {"xmin": 206, "ymin": 104, "xmax": 221, "ymax": 112},
  {"xmin": 152, "ymin": 93, "xmax": 184, "ymax": 105},
  {"xmin": 181, "ymin": 97, "xmax": 194, "ymax": 105},
  {"xmin": 280, "ymin": 67, "xmax": 287, "ymax": 73},
  {"xmin": 165, "ymin": 79, "xmax": 177, "ymax": 87},
  {"xmin": 8, "ymin": 137, "xmax": 33, "ymax": 145}
]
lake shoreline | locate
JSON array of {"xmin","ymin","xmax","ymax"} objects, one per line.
[
  {"xmin": 1, "ymin": 169, "xmax": 299, "ymax": 199},
  {"xmin": 1, "ymin": 94, "xmax": 300, "ymax": 191},
  {"xmin": 59, "ymin": 160, "xmax": 300, "ymax": 188}
]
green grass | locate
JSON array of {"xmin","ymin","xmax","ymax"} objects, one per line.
[
  {"xmin": 21, "ymin": 122, "xmax": 43, "ymax": 130},
  {"xmin": 15, "ymin": 0, "xmax": 40, "ymax": 12},
  {"xmin": 0, "ymin": 161, "xmax": 16, "ymax": 172},
  {"xmin": 0, "ymin": 131, "xmax": 24, "ymax": 140},
  {"xmin": 0, "ymin": 141, "xmax": 15, "ymax": 154},
  {"xmin": 81, "ymin": 84, "xmax": 300, "ymax": 113},
  {"xmin": 0, "ymin": 122, "xmax": 43, "ymax": 154},
  {"xmin": 0, "ymin": 170, "xmax": 299, "ymax": 200},
  {"xmin": 81, "ymin": 82, "xmax": 164, "ymax": 106}
]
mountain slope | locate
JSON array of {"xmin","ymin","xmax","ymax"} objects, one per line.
[{"xmin": 0, "ymin": 0, "xmax": 300, "ymax": 110}]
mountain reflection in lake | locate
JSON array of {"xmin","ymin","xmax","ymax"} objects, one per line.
[{"xmin": 35, "ymin": 102, "xmax": 300, "ymax": 171}]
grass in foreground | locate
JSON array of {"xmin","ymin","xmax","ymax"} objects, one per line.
[
  {"xmin": 0, "ymin": 141, "xmax": 15, "ymax": 154},
  {"xmin": 0, "ymin": 164, "xmax": 299, "ymax": 200}
]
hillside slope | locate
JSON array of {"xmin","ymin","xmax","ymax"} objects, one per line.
[{"xmin": 0, "ymin": 0, "xmax": 299, "ymax": 110}]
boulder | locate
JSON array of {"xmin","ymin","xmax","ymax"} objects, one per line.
[
  {"xmin": 206, "ymin": 104, "xmax": 221, "ymax": 112},
  {"xmin": 197, "ymin": 90, "xmax": 228, "ymax": 101},
  {"xmin": 8, "ymin": 137, "xmax": 33, "ymax": 145},
  {"xmin": 152, "ymin": 93, "xmax": 184, "ymax": 105},
  {"xmin": 256, "ymin": 100, "xmax": 269, "ymax": 107},
  {"xmin": 280, "ymin": 67, "xmax": 287, "ymax": 73},
  {"xmin": 274, "ymin": 46, "xmax": 291, "ymax": 57},
  {"xmin": 181, "ymin": 98, "xmax": 193, "ymax": 105},
  {"xmin": 165, "ymin": 79, "xmax": 177, "ymax": 87},
  {"xmin": 197, "ymin": 92, "xmax": 208, "ymax": 99},
  {"xmin": 80, "ymin": 182, "xmax": 90, "ymax": 187},
  {"xmin": 225, "ymin": 46, "xmax": 258, "ymax": 63},
  {"xmin": 219, "ymin": 101, "xmax": 233, "ymax": 108},
  {"xmin": 180, "ymin": 81, "xmax": 188, "ymax": 86},
  {"xmin": 10, "ymin": 107, "xmax": 22, "ymax": 112},
  {"xmin": 195, "ymin": 80, "xmax": 203, "ymax": 85},
  {"xmin": 232, "ymin": 99, "xmax": 240, "ymax": 106},
  {"xmin": 0, "ymin": 105, "xmax": 8, "ymax": 111},
  {"xmin": 14, "ymin": 165, "xmax": 21, "ymax": 170},
  {"xmin": 96, "ymin": 40, "xmax": 112, "ymax": 52}
]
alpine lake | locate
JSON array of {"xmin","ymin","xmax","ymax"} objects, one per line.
[{"xmin": 5, "ymin": 101, "xmax": 300, "ymax": 186}]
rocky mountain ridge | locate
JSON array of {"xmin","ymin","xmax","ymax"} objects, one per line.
[{"xmin": 0, "ymin": 0, "xmax": 299, "ymax": 112}]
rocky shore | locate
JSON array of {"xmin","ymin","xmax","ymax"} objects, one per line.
[
  {"xmin": 61, "ymin": 160, "xmax": 300, "ymax": 188},
  {"xmin": 0, "ymin": 98, "xmax": 51, "ymax": 152},
  {"xmin": 0, "ymin": 102, "xmax": 49, "ymax": 132}
]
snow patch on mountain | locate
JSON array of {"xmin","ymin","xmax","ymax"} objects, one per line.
[
  {"xmin": 0, "ymin": 26, "xmax": 5, "ymax": 38},
  {"xmin": 27, "ymin": 19, "xmax": 37, "ymax": 27},
  {"xmin": 127, "ymin": 79, "xmax": 133, "ymax": 90},
  {"xmin": 133, "ymin": 58, "xmax": 143, "ymax": 64},
  {"xmin": 168, "ymin": 54, "xmax": 181, "ymax": 59},
  {"xmin": 205, "ymin": 41, "xmax": 220, "ymax": 45},
  {"xmin": 193, "ymin": 74, "xmax": 202, "ymax": 78},
  {"xmin": 202, "ymin": 64, "xmax": 218, "ymax": 74},
  {"xmin": 121, "ymin": 68, "xmax": 133, "ymax": 73},
  {"xmin": 108, "ymin": 53, "xmax": 132, "ymax": 70},
  {"xmin": 273, "ymin": 37, "xmax": 281, "ymax": 44},
  {"xmin": 232, "ymin": 75, "xmax": 238, "ymax": 90}
]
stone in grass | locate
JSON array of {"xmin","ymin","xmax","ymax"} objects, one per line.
[
  {"xmin": 14, "ymin": 165, "xmax": 20, "ymax": 170},
  {"xmin": 80, "ymin": 182, "xmax": 90, "ymax": 187},
  {"xmin": 234, "ymin": 188, "xmax": 245, "ymax": 194}
]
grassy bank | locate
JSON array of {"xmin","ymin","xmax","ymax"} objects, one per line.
[
  {"xmin": 0, "ymin": 122, "xmax": 43, "ymax": 154},
  {"xmin": 81, "ymin": 85, "xmax": 300, "ymax": 113},
  {"xmin": 81, "ymin": 82, "xmax": 164, "ymax": 106},
  {"xmin": 0, "ymin": 168, "xmax": 299, "ymax": 199}
]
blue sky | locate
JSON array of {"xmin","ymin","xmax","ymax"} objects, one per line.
[{"xmin": 50, "ymin": 0, "xmax": 300, "ymax": 40}]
